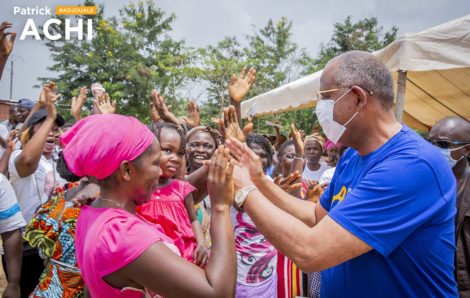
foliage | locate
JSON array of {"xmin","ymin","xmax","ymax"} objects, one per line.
[{"xmin": 40, "ymin": 2, "xmax": 398, "ymax": 134}]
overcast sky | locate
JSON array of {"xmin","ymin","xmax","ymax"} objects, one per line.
[{"xmin": 0, "ymin": 0, "xmax": 469, "ymax": 101}]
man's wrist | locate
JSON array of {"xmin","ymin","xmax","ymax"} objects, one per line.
[
  {"xmin": 252, "ymin": 174, "xmax": 268, "ymax": 186},
  {"xmin": 235, "ymin": 184, "xmax": 257, "ymax": 209}
]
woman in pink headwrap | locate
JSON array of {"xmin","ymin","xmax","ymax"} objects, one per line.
[{"xmin": 62, "ymin": 114, "xmax": 236, "ymax": 297}]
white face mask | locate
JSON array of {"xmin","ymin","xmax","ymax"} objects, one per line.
[
  {"xmin": 315, "ymin": 89, "xmax": 358, "ymax": 144},
  {"xmin": 439, "ymin": 146, "xmax": 465, "ymax": 169}
]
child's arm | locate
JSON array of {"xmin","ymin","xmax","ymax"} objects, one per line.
[{"xmin": 184, "ymin": 193, "xmax": 208, "ymax": 266}]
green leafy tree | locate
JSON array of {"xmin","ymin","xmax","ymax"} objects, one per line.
[
  {"xmin": 301, "ymin": 16, "xmax": 398, "ymax": 74},
  {"xmin": 40, "ymin": 0, "xmax": 199, "ymax": 122},
  {"xmin": 244, "ymin": 17, "xmax": 313, "ymax": 135},
  {"xmin": 198, "ymin": 36, "xmax": 245, "ymax": 122},
  {"xmin": 245, "ymin": 17, "xmax": 306, "ymax": 95},
  {"xmin": 199, "ymin": 17, "xmax": 308, "ymax": 130}
]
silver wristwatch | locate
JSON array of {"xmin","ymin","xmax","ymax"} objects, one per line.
[{"xmin": 234, "ymin": 185, "xmax": 257, "ymax": 209}]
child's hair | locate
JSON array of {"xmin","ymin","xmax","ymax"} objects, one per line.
[
  {"xmin": 246, "ymin": 133, "xmax": 274, "ymax": 171},
  {"xmin": 150, "ymin": 122, "xmax": 186, "ymax": 156}
]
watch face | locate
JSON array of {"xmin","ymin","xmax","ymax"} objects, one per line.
[
  {"xmin": 235, "ymin": 189, "xmax": 246, "ymax": 207},
  {"xmin": 234, "ymin": 190, "xmax": 244, "ymax": 204}
]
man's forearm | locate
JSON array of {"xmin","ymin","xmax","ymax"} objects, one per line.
[
  {"xmin": 255, "ymin": 175, "xmax": 317, "ymax": 227},
  {"xmin": 2, "ymin": 229, "xmax": 23, "ymax": 285},
  {"xmin": 243, "ymin": 190, "xmax": 316, "ymax": 267}
]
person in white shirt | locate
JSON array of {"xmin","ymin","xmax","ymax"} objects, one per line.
[
  {"xmin": 8, "ymin": 87, "xmax": 64, "ymax": 297},
  {"xmin": 302, "ymin": 133, "xmax": 329, "ymax": 182},
  {"xmin": 0, "ymin": 106, "xmax": 18, "ymax": 132},
  {"xmin": 10, "ymin": 106, "xmax": 64, "ymax": 222},
  {"xmin": 318, "ymin": 141, "xmax": 347, "ymax": 184}
]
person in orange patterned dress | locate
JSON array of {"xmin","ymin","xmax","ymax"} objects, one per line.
[{"xmin": 23, "ymin": 151, "xmax": 99, "ymax": 298}]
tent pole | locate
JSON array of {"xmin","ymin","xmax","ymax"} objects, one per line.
[{"xmin": 395, "ymin": 70, "xmax": 407, "ymax": 122}]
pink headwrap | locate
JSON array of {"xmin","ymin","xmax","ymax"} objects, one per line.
[{"xmin": 60, "ymin": 114, "xmax": 155, "ymax": 180}]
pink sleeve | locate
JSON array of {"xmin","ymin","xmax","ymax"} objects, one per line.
[
  {"xmin": 177, "ymin": 180, "xmax": 196, "ymax": 199},
  {"xmin": 94, "ymin": 211, "xmax": 170, "ymax": 278}
]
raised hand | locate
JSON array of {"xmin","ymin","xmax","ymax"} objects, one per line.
[
  {"xmin": 290, "ymin": 123, "xmax": 304, "ymax": 158},
  {"xmin": 150, "ymin": 102, "xmax": 162, "ymax": 123},
  {"xmin": 71, "ymin": 86, "xmax": 88, "ymax": 120},
  {"xmin": 185, "ymin": 100, "xmax": 200, "ymax": 128},
  {"xmin": 273, "ymin": 171, "xmax": 302, "ymax": 194},
  {"xmin": 225, "ymin": 138, "xmax": 265, "ymax": 184},
  {"xmin": 43, "ymin": 86, "xmax": 58, "ymax": 121},
  {"xmin": 218, "ymin": 105, "xmax": 246, "ymax": 142},
  {"xmin": 94, "ymin": 93, "xmax": 116, "ymax": 114},
  {"xmin": 207, "ymin": 145, "xmax": 235, "ymax": 209},
  {"xmin": 151, "ymin": 89, "xmax": 179, "ymax": 126},
  {"xmin": 305, "ymin": 181, "xmax": 328, "ymax": 203},
  {"xmin": 229, "ymin": 66, "xmax": 256, "ymax": 102},
  {"xmin": 242, "ymin": 116, "xmax": 254, "ymax": 136},
  {"xmin": 0, "ymin": 22, "xmax": 16, "ymax": 59},
  {"xmin": 39, "ymin": 82, "xmax": 61, "ymax": 108}
]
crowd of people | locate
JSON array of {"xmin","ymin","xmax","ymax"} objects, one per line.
[{"xmin": 0, "ymin": 20, "xmax": 469, "ymax": 298}]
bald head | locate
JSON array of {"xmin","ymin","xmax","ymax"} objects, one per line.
[
  {"xmin": 430, "ymin": 116, "xmax": 470, "ymax": 141},
  {"xmin": 323, "ymin": 51, "xmax": 395, "ymax": 109}
]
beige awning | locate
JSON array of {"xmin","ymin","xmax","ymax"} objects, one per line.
[{"xmin": 241, "ymin": 15, "xmax": 470, "ymax": 131}]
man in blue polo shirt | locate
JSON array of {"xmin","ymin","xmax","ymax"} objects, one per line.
[{"xmin": 227, "ymin": 50, "xmax": 458, "ymax": 297}]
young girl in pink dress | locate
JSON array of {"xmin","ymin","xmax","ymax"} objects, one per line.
[{"xmin": 137, "ymin": 123, "xmax": 209, "ymax": 266}]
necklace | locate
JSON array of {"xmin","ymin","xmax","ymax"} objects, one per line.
[{"xmin": 99, "ymin": 197, "xmax": 126, "ymax": 209}]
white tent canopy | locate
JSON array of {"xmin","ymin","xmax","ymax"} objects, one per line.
[{"xmin": 241, "ymin": 15, "xmax": 470, "ymax": 131}]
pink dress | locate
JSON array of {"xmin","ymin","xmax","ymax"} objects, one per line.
[
  {"xmin": 137, "ymin": 179, "xmax": 197, "ymax": 262},
  {"xmin": 75, "ymin": 206, "xmax": 179, "ymax": 297}
]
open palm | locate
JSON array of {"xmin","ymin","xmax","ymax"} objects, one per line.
[
  {"xmin": 219, "ymin": 106, "xmax": 246, "ymax": 142},
  {"xmin": 229, "ymin": 67, "xmax": 256, "ymax": 102},
  {"xmin": 0, "ymin": 22, "xmax": 16, "ymax": 57}
]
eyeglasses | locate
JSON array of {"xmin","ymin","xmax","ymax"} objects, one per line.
[
  {"xmin": 425, "ymin": 138, "xmax": 470, "ymax": 149},
  {"xmin": 316, "ymin": 85, "xmax": 374, "ymax": 101}
]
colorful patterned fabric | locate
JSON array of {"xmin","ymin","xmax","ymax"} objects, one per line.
[
  {"xmin": 277, "ymin": 252, "xmax": 308, "ymax": 298},
  {"xmin": 231, "ymin": 209, "xmax": 277, "ymax": 290},
  {"xmin": 23, "ymin": 183, "xmax": 84, "ymax": 298},
  {"xmin": 196, "ymin": 201, "xmax": 211, "ymax": 248}
]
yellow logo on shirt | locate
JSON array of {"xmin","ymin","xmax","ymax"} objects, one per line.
[{"xmin": 331, "ymin": 186, "xmax": 347, "ymax": 207}]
